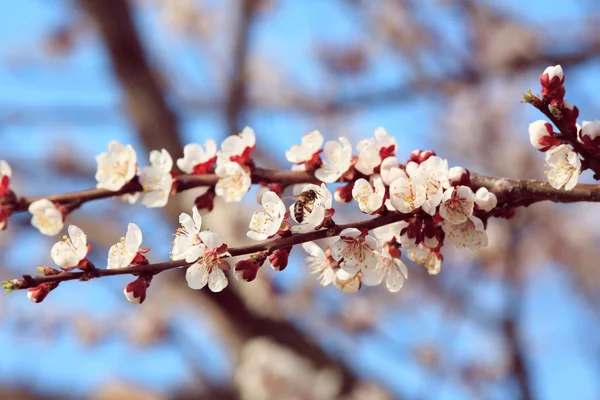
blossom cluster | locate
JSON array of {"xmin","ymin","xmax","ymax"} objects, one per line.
[{"xmin": 527, "ymin": 65, "xmax": 600, "ymax": 190}]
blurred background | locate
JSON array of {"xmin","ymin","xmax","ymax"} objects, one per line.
[{"xmin": 1, "ymin": 0, "xmax": 600, "ymax": 399}]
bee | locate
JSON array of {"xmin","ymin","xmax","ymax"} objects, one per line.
[{"xmin": 292, "ymin": 189, "xmax": 321, "ymax": 223}]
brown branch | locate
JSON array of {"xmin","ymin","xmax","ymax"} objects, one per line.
[
  {"xmin": 13, "ymin": 212, "xmax": 408, "ymax": 289},
  {"xmin": 6, "ymin": 169, "xmax": 600, "ymax": 214}
]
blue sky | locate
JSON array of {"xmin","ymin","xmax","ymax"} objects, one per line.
[{"xmin": 0, "ymin": 0, "xmax": 599, "ymax": 399}]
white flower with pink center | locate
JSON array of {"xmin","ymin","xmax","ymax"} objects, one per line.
[
  {"xmin": 355, "ymin": 127, "xmax": 396, "ymax": 175},
  {"xmin": 185, "ymin": 232, "xmax": 230, "ymax": 292},
  {"xmin": 331, "ymin": 228, "xmax": 381, "ymax": 286},
  {"xmin": 412, "ymin": 156, "xmax": 450, "ymax": 215},
  {"xmin": 217, "ymin": 126, "xmax": 256, "ymax": 163},
  {"xmin": 51, "ymin": 225, "xmax": 88, "ymax": 270},
  {"xmin": 286, "ymin": 130, "xmax": 323, "ymax": 164},
  {"xmin": 375, "ymin": 249, "xmax": 408, "ymax": 293},
  {"xmin": 177, "ymin": 140, "xmax": 218, "ymax": 177},
  {"xmin": 290, "ymin": 183, "xmax": 332, "ymax": 232},
  {"xmin": 442, "ymin": 216, "xmax": 488, "ymax": 250},
  {"xmin": 95, "ymin": 141, "xmax": 137, "ymax": 191},
  {"xmin": 247, "ymin": 191, "xmax": 286, "ymax": 241},
  {"xmin": 380, "ymin": 156, "xmax": 406, "ymax": 185},
  {"xmin": 302, "ymin": 242, "xmax": 336, "ymax": 287},
  {"xmin": 29, "ymin": 199, "xmax": 64, "ymax": 236},
  {"xmin": 545, "ymin": 144, "xmax": 581, "ymax": 190},
  {"xmin": 139, "ymin": 149, "xmax": 173, "ymax": 208},
  {"xmin": 352, "ymin": 177, "xmax": 385, "ymax": 214},
  {"xmin": 215, "ymin": 161, "xmax": 251, "ymax": 202},
  {"xmin": 314, "ymin": 137, "xmax": 352, "ymax": 183},
  {"xmin": 388, "ymin": 176, "xmax": 426, "ymax": 214},
  {"xmin": 439, "ymin": 186, "xmax": 475, "ymax": 224},
  {"xmin": 407, "ymin": 244, "xmax": 442, "ymax": 275},
  {"xmin": 107, "ymin": 223, "xmax": 143, "ymax": 269},
  {"xmin": 172, "ymin": 206, "xmax": 204, "ymax": 262}
]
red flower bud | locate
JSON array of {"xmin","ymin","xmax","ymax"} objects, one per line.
[
  {"xmin": 334, "ymin": 182, "xmax": 353, "ymax": 204},
  {"xmin": 234, "ymin": 259, "xmax": 261, "ymax": 282},
  {"xmin": 268, "ymin": 247, "xmax": 292, "ymax": 272},
  {"xmin": 194, "ymin": 189, "xmax": 216, "ymax": 213},
  {"xmin": 124, "ymin": 275, "xmax": 152, "ymax": 304},
  {"xmin": 540, "ymin": 65, "xmax": 565, "ymax": 100},
  {"xmin": 448, "ymin": 167, "xmax": 471, "ymax": 186},
  {"xmin": 27, "ymin": 282, "xmax": 58, "ymax": 303}
]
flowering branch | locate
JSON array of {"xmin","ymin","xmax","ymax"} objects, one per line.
[{"xmin": 8, "ymin": 212, "xmax": 409, "ymax": 290}]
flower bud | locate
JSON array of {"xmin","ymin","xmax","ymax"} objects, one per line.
[
  {"xmin": 409, "ymin": 150, "xmax": 435, "ymax": 164},
  {"xmin": 234, "ymin": 259, "xmax": 260, "ymax": 282},
  {"xmin": 27, "ymin": 282, "xmax": 58, "ymax": 303},
  {"xmin": 334, "ymin": 183, "xmax": 353, "ymax": 204},
  {"xmin": 124, "ymin": 275, "xmax": 152, "ymax": 304},
  {"xmin": 474, "ymin": 187, "xmax": 498, "ymax": 212},
  {"xmin": 36, "ymin": 266, "xmax": 61, "ymax": 276},
  {"xmin": 194, "ymin": 189, "xmax": 216, "ymax": 214},
  {"xmin": 268, "ymin": 247, "xmax": 292, "ymax": 272},
  {"xmin": 422, "ymin": 221, "xmax": 439, "ymax": 249},
  {"xmin": 581, "ymin": 120, "xmax": 600, "ymax": 147},
  {"xmin": 540, "ymin": 65, "xmax": 565, "ymax": 100},
  {"xmin": 561, "ymin": 101, "xmax": 579, "ymax": 130},
  {"xmin": 528, "ymin": 120, "xmax": 560, "ymax": 151},
  {"xmin": 448, "ymin": 166, "xmax": 471, "ymax": 186}
]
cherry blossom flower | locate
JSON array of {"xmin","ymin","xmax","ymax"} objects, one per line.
[
  {"xmin": 29, "ymin": 199, "xmax": 64, "ymax": 236},
  {"xmin": 388, "ymin": 176, "xmax": 426, "ymax": 214},
  {"xmin": 218, "ymin": 126, "xmax": 256, "ymax": 164},
  {"xmin": 185, "ymin": 231, "xmax": 230, "ymax": 292},
  {"xmin": 541, "ymin": 65, "xmax": 564, "ymax": 84},
  {"xmin": 528, "ymin": 120, "xmax": 560, "ymax": 151},
  {"xmin": 352, "ymin": 177, "xmax": 385, "ymax": 214},
  {"xmin": 474, "ymin": 187, "xmax": 498, "ymax": 212},
  {"xmin": 177, "ymin": 140, "xmax": 218, "ymax": 175},
  {"xmin": 291, "ymin": 183, "xmax": 332, "ymax": 232},
  {"xmin": 412, "ymin": 156, "xmax": 450, "ymax": 215},
  {"xmin": 139, "ymin": 149, "xmax": 174, "ymax": 208},
  {"xmin": 407, "ymin": 244, "xmax": 442, "ymax": 275},
  {"xmin": 51, "ymin": 225, "xmax": 88, "ymax": 270},
  {"xmin": 439, "ymin": 186, "xmax": 475, "ymax": 224},
  {"xmin": 372, "ymin": 221, "xmax": 409, "ymax": 245},
  {"xmin": 380, "ymin": 156, "xmax": 406, "ymax": 185},
  {"xmin": 95, "ymin": 141, "xmax": 137, "ymax": 191},
  {"xmin": 374, "ymin": 249, "xmax": 408, "ymax": 293},
  {"xmin": 545, "ymin": 144, "xmax": 581, "ymax": 190},
  {"xmin": 333, "ymin": 269, "xmax": 361, "ymax": 294},
  {"xmin": 247, "ymin": 191, "xmax": 286, "ymax": 241},
  {"xmin": 302, "ymin": 242, "xmax": 336, "ymax": 286},
  {"xmin": 108, "ymin": 223, "xmax": 143, "ymax": 269},
  {"xmin": 442, "ymin": 216, "xmax": 488, "ymax": 250},
  {"xmin": 331, "ymin": 228, "xmax": 381, "ymax": 286},
  {"xmin": 286, "ymin": 130, "xmax": 323, "ymax": 164},
  {"xmin": 215, "ymin": 161, "xmax": 251, "ymax": 202},
  {"xmin": 171, "ymin": 206, "xmax": 204, "ymax": 262},
  {"xmin": 314, "ymin": 137, "xmax": 352, "ymax": 183},
  {"xmin": 355, "ymin": 127, "xmax": 396, "ymax": 175}
]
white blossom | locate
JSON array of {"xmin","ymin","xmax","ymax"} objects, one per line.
[
  {"xmin": 139, "ymin": 149, "xmax": 173, "ymax": 208},
  {"xmin": 177, "ymin": 140, "xmax": 217, "ymax": 173},
  {"xmin": 185, "ymin": 231, "xmax": 230, "ymax": 292},
  {"xmin": 314, "ymin": 137, "xmax": 352, "ymax": 183},
  {"xmin": 95, "ymin": 141, "xmax": 137, "ymax": 191},
  {"xmin": 545, "ymin": 144, "xmax": 581, "ymax": 190},
  {"xmin": 375, "ymin": 249, "xmax": 408, "ymax": 293},
  {"xmin": 412, "ymin": 156, "xmax": 450, "ymax": 215},
  {"xmin": 388, "ymin": 176, "xmax": 426, "ymax": 214},
  {"xmin": 439, "ymin": 186, "xmax": 475, "ymax": 224},
  {"xmin": 380, "ymin": 156, "xmax": 406, "ymax": 185},
  {"xmin": 215, "ymin": 161, "xmax": 251, "ymax": 202},
  {"xmin": 286, "ymin": 130, "xmax": 323, "ymax": 164},
  {"xmin": 29, "ymin": 199, "xmax": 64, "ymax": 236},
  {"xmin": 442, "ymin": 216, "xmax": 488, "ymax": 250},
  {"xmin": 528, "ymin": 120, "xmax": 555, "ymax": 151},
  {"xmin": 355, "ymin": 127, "xmax": 396, "ymax": 175},
  {"xmin": 407, "ymin": 244, "xmax": 441, "ymax": 275},
  {"xmin": 333, "ymin": 269, "xmax": 361, "ymax": 294},
  {"xmin": 302, "ymin": 242, "xmax": 336, "ymax": 286},
  {"xmin": 247, "ymin": 191, "xmax": 286, "ymax": 241},
  {"xmin": 291, "ymin": 183, "xmax": 332, "ymax": 232},
  {"xmin": 474, "ymin": 187, "xmax": 497, "ymax": 212},
  {"xmin": 218, "ymin": 126, "xmax": 256, "ymax": 163},
  {"xmin": 171, "ymin": 206, "xmax": 204, "ymax": 262},
  {"xmin": 352, "ymin": 177, "xmax": 385, "ymax": 214},
  {"xmin": 448, "ymin": 166, "xmax": 469, "ymax": 185},
  {"xmin": 372, "ymin": 221, "xmax": 409, "ymax": 245},
  {"xmin": 108, "ymin": 223, "xmax": 143, "ymax": 269},
  {"xmin": 51, "ymin": 225, "xmax": 88, "ymax": 270},
  {"xmin": 331, "ymin": 228, "xmax": 381, "ymax": 286}
]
